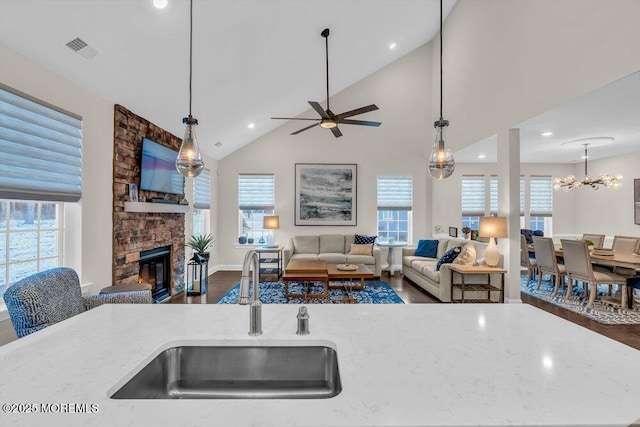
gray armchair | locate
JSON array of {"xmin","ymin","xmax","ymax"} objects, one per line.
[{"xmin": 3, "ymin": 267, "xmax": 151, "ymax": 338}]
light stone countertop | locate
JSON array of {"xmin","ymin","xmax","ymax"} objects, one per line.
[{"xmin": 0, "ymin": 303, "xmax": 639, "ymax": 426}]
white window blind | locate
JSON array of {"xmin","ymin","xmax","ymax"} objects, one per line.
[
  {"xmin": 461, "ymin": 175, "xmax": 485, "ymax": 216},
  {"xmin": 377, "ymin": 176, "xmax": 413, "ymax": 211},
  {"xmin": 0, "ymin": 84, "xmax": 82, "ymax": 202},
  {"xmin": 489, "ymin": 175, "xmax": 498, "ymax": 215},
  {"xmin": 530, "ymin": 176, "xmax": 553, "ymax": 217},
  {"xmin": 193, "ymin": 168, "xmax": 211, "ymax": 210},
  {"xmin": 238, "ymin": 174, "xmax": 275, "ymax": 210},
  {"xmin": 520, "ymin": 176, "xmax": 525, "ymax": 215}
]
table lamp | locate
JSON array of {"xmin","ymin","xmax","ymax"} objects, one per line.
[
  {"xmin": 263, "ymin": 215, "xmax": 280, "ymax": 247},
  {"xmin": 479, "ymin": 216, "xmax": 508, "ymax": 267}
]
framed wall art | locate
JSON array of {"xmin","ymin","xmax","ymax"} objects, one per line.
[
  {"xmin": 295, "ymin": 163, "xmax": 357, "ymax": 226},
  {"xmin": 448, "ymin": 226, "xmax": 458, "ymax": 238}
]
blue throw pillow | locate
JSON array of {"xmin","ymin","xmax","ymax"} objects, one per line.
[
  {"xmin": 355, "ymin": 234, "xmax": 377, "ymax": 245},
  {"xmin": 436, "ymin": 247, "xmax": 461, "ymax": 271},
  {"xmin": 415, "ymin": 239, "xmax": 438, "ymax": 258}
]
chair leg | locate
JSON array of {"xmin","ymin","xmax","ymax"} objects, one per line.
[
  {"xmin": 536, "ymin": 271, "xmax": 543, "ymax": 290},
  {"xmin": 587, "ymin": 282, "xmax": 597, "ymax": 308},
  {"xmin": 621, "ymin": 284, "xmax": 628, "ymax": 309},
  {"xmin": 566, "ymin": 279, "xmax": 572, "ymax": 297},
  {"xmin": 552, "ymin": 274, "xmax": 560, "ymax": 295}
]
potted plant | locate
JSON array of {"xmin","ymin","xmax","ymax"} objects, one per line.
[
  {"xmin": 461, "ymin": 227, "xmax": 471, "ymax": 239},
  {"xmin": 582, "ymin": 238, "xmax": 595, "ymax": 251},
  {"xmin": 187, "ymin": 234, "xmax": 215, "ymax": 261}
]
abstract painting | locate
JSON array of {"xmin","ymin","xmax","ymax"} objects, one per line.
[{"xmin": 295, "ymin": 163, "xmax": 357, "ymax": 226}]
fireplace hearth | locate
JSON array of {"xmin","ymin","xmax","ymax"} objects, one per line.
[{"xmin": 139, "ymin": 246, "xmax": 172, "ymax": 303}]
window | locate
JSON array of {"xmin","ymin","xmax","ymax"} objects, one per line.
[
  {"xmin": 0, "ymin": 201, "xmax": 64, "ymax": 298},
  {"xmin": 238, "ymin": 174, "xmax": 275, "ymax": 242},
  {"xmin": 461, "ymin": 175, "xmax": 485, "ymax": 229},
  {"xmin": 377, "ymin": 176, "xmax": 412, "ymax": 242},
  {"xmin": 193, "ymin": 169, "xmax": 211, "ymax": 236},
  {"xmin": 529, "ymin": 176, "xmax": 553, "ymax": 235},
  {"xmin": 0, "ymin": 84, "xmax": 81, "ymax": 298}
]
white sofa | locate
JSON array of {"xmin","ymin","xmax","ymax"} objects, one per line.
[
  {"xmin": 283, "ymin": 234, "xmax": 383, "ymax": 277},
  {"xmin": 402, "ymin": 237, "xmax": 503, "ymax": 302}
]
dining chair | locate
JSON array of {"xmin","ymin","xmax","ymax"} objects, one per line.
[
  {"xmin": 560, "ymin": 239, "xmax": 628, "ymax": 308},
  {"xmin": 581, "ymin": 233, "xmax": 605, "ymax": 248},
  {"xmin": 611, "ymin": 235, "xmax": 640, "ymax": 253},
  {"xmin": 533, "ymin": 236, "xmax": 567, "ymax": 295},
  {"xmin": 521, "ymin": 234, "xmax": 537, "ymax": 283},
  {"xmin": 3, "ymin": 267, "xmax": 152, "ymax": 338}
]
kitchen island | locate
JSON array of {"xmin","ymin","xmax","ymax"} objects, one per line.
[{"xmin": 0, "ymin": 303, "xmax": 638, "ymax": 426}]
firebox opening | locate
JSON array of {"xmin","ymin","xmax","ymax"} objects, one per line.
[{"xmin": 139, "ymin": 246, "xmax": 172, "ymax": 303}]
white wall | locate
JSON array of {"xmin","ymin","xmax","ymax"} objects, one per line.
[
  {"xmin": 573, "ymin": 151, "xmax": 640, "ymax": 239},
  {"xmin": 217, "ymin": 43, "xmax": 433, "ymax": 267}
]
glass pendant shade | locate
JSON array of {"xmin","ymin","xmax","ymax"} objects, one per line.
[
  {"xmin": 428, "ymin": 119, "xmax": 455, "ymax": 180},
  {"xmin": 176, "ymin": 115, "xmax": 204, "ymax": 178}
]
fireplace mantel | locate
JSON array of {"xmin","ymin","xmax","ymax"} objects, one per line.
[{"xmin": 124, "ymin": 202, "xmax": 189, "ymax": 214}]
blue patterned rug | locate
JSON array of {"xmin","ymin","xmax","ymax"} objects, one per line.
[
  {"xmin": 217, "ymin": 281, "xmax": 404, "ymax": 304},
  {"xmin": 521, "ymin": 275, "xmax": 640, "ymax": 325}
]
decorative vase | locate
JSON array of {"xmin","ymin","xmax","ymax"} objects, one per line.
[
  {"xmin": 238, "ymin": 236, "xmax": 247, "ymax": 244},
  {"xmin": 247, "ymin": 237, "xmax": 254, "ymax": 244},
  {"xmin": 258, "ymin": 236, "xmax": 265, "ymax": 244}
]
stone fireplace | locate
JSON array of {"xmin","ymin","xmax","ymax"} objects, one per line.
[{"xmin": 112, "ymin": 105, "xmax": 186, "ymax": 298}]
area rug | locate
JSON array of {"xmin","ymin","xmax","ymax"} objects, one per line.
[
  {"xmin": 217, "ymin": 281, "xmax": 404, "ymax": 304},
  {"xmin": 521, "ymin": 276, "xmax": 640, "ymax": 325}
]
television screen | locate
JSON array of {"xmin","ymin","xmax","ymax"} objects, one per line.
[{"xmin": 140, "ymin": 138, "xmax": 184, "ymax": 195}]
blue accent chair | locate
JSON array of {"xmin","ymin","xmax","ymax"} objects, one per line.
[{"xmin": 3, "ymin": 267, "xmax": 152, "ymax": 338}]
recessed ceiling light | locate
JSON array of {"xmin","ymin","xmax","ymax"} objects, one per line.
[
  {"xmin": 248, "ymin": 123, "xmax": 255, "ymax": 129},
  {"xmin": 389, "ymin": 42, "xmax": 396, "ymax": 50},
  {"xmin": 478, "ymin": 154, "xmax": 486, "ymax": 159},
  {"xmin": 541, "ymin": 132, "xmax": 553, "ymax": 137},
  {"xmin": 214, "ymin": 141, "xmax": 223, "ymax": 147},
  {"xmin": 152, "ymin": 0, "xmax": 168, "ymax": 9}
]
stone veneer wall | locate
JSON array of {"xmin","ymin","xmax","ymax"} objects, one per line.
[{"xmin": 112, "ymin": 104, "xmax": 185, "ymax": 294}]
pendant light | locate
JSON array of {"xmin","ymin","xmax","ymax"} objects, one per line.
[
  {"xmin": 428, "ymin": 0, "xmax": 455, "ymax": 180},
  {"xmin": 176, "ymin": 0, "xmax": 205, "ymax": 178},
  {"xmin": 553, "ymin": 141, "xmax": 623, "ymax": 191}
]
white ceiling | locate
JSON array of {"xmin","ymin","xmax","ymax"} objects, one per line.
[
  {"xmin": 0, "ymin": 0, "xmax": 456, "ymax": 160},
  {"xmin": 454, "ymin": 71, "xmax": 640, "ymax": 164}
]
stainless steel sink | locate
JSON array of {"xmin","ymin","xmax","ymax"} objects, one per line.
[{"xmin": 110, "ymin": 344, "xmax": 341, "ymax": 399}]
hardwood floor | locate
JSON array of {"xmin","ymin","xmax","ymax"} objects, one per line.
[{"xmin": 170, "ymin": 270, "xmax": 640, "ymax": 350}]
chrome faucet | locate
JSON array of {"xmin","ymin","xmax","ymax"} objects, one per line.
[{"xmin": 238, "ymin": 250, "xmax": 262, "ymax": 336}]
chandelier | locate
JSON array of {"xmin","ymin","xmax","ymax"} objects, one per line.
[{"xmin": 553, "ymin": 142, "xmax": 622, "ymax": 191}]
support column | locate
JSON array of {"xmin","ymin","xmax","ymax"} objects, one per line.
[{"xmin": 497, "ymin": 128, "xmax": 522, "ymax": 303}]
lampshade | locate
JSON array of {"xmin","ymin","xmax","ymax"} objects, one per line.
[
  {"xmin": 263, "ymin": 215, "xmax": 280, "ymax": 230},
  {"xmin": 479, "ymin": 217, "xmax": 508, "ymax": 238}
]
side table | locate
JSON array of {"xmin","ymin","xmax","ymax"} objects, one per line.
[
  {"xmin": 376, "ymin": 240, "xmax": 408, "ymax": 276},
  {"xmin": 448, "ymin": 264, "xmax": 506, "ymax": 303},
  {"xmin": 255, "ymin": 246, "xmax": 283, "ymax": 280}
]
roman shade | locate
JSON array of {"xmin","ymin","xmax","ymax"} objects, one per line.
[
  {"xmin": 0, "ymin": 84, "xmax": 82, "ymax": 202},
  {"xmin": 530, "ymin": 175, "xmax": 553, "ymax": 217},
  {"xmin": 520, "ymin": 176, "xmax": 525, "ymax": 215},
  {"xmin": 461, "ymin": 175, "xmax": 485, "ymax": 216},
  {"xmin": 489, "ymin": 175, "xmax": 498, "ymax": 215},
  {"xmin": 193, "ymin": 168, "xmax": 211, "ymax": 209},
  {"xmin": 377, "ymin": 176, "xmax": 412, "ymax": 211},
  {"xmin": 238, "ymin": 174, "xmax": 275, "ymax": 210}
]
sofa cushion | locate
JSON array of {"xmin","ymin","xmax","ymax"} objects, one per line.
[
  {"xmin": 404, "ymin": 255, "xmax": 430, "ymax": 268},
  {"xmin": 293, "ymin": 236, "xmax": 319, "ymax": 254},
  {"xmin": 290, "ymin": 253, "xmax": 320, "ymax": 262},
  {"xmin": 320, "ymin": 234, "xmax": 346, "ymax": 254},
  {"xmin": 350, "ymin": 243, "xmax": 373, "ymax": 255},
  {"xmin": 346, "ymin": 254, "xmax": 375, "ymax": 265},
  {"xmin": 437, "ymin": 247, "xmax": 461, "ymax": 271},
  {"xmin": 436, "ymin": 239, "xmax": 452, "ymax": 258},
  {"xmin": 415, "ymin": 239, "xmax": 438, "ymax": 258},
  {"xmin": 355, "ymin": 234, "xmax": 377, "ymax": 245},
  {"xmin": 344, "ymin": 234, "xmax": 356, "ymax": 252},
  {"xmin": 453, "ymin": 243, "xmax": 477, "ymax": 265},
  {"xmin": 318, "ymin": 253, "xmax": 347, "ymax": 264}
]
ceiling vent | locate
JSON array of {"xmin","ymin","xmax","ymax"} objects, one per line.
[{"xmin": 64, "ymin": 37, "xmax": 99, "ymax": 59}]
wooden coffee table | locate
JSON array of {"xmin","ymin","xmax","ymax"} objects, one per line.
[
  {"xmin": 327, "ymin": 263, "xmax": 374, "ymax": 304},
  {"xmin": 283, "ymin": 260, "xmax": 329, "ymax": 300}
]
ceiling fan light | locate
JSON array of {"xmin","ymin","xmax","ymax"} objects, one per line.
[{"xmin": 319, "ymin": 119, "xmax": 338, "ymax": 129}]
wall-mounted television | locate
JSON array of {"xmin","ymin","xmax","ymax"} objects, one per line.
[{"xmin": 140, "ymin": 138, "xmax": 184, "ymax": 195}]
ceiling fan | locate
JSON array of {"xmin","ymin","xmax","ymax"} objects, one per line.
[{"xmin": 271, "ymin": 28, "xmax": 381, "ymax": 138}]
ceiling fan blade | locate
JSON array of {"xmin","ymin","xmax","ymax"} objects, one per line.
[
  {"xmin": 330, "ymin": 126, "xmax": 342, "ymax": 138},
  {"xmin": 291, "ymin": 122, "xmax": 320, "ymax": 135},
  {"xmin": 339, "ymin": 119, "xmax": 382, "ymax": 127},
  {"xmin": 271, "ymin": 117, "xmax": 319, "ymax": 121},
  {"xmin": 308, "ymin": 101, "xmax": 330, "ymax": 119},
  {"xmin": 335, "ymin": 104, "xmax": 379, "ymax": 119}
]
